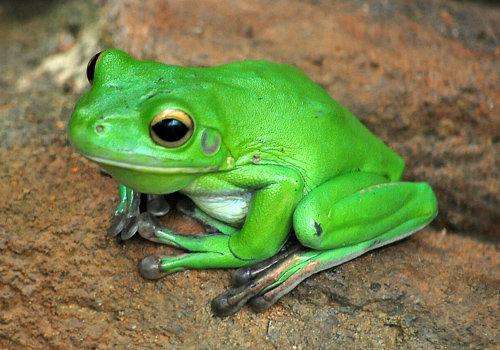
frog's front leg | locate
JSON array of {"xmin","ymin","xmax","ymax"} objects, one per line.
[
  {"xmin": 137, "ymin": 165, "xmax": 305, "ymax": 281},
  {"xmin": 137, "ymin": 213, "xmax": 252, "ymax": 279},
  {"xmin": 108, "ymin": 185, "xmax": 140, "ymax": 239},
  {"xmin": 212, "ymin": 172, "xmax": 438, "ymax": 315}
]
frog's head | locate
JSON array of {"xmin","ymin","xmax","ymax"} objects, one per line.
[{"xmin": 68, "ymin": 49, "xmax": 235, "ymax": 194}]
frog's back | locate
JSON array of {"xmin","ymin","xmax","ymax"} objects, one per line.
[{"xmin": 199, "ymin": 61, "xmax": 405, "ymax": 189}]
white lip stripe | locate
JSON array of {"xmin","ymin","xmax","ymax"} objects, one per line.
[{"xmin": 84, "ymin": 155, "xmax": 217, "ymax": 174}]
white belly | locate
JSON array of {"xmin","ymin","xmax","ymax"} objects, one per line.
[{"xmin": 188, "ymin": 192, "xmax": 252, "ymax": 227}]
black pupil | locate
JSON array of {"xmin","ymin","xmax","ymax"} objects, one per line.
[{"xmin": 153, "ymin": 118, "xmax": 188, "ymax": 142}]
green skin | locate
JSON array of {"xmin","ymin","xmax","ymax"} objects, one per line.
[{"xmin": 68, "ymin": 49, "xmax": 438, "ymax": 316}]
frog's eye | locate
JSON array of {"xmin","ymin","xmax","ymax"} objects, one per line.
[
  {"xmin": 150, "ymin": 109, "xmax": 194, "ymax": 148},
  {"xmin": 86, "ymin": 51, "xmax": 104, "ymax": 86}
]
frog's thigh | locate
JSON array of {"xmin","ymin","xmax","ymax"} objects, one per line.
[{"xmin": 293, "ymin": 173, "xmax": 438, "ymax": 250}]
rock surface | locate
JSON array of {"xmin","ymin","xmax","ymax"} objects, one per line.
[{"xmin": 1, "ymin": 0, "xmax": 499, "ymax": 349}]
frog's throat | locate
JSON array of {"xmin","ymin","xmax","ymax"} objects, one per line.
[{"xmin": 84, "ymin": 155, "xmax": 233, "ymax": 174}]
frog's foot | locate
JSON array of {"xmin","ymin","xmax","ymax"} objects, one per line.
[
  {"xmin": 210, "ymin": 242, "xmax": 310, "ymax": 316},
  {"xmin": 108, "ymin": 186, "xmax": 170, "ymax": 240},
  {"xmin": 211, "ymin": 231, "xmax": 412, "ymax": 316}
]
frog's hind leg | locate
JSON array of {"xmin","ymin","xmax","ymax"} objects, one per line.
[
  {"xmin": 293, "ymin": 174, "xmax": 438, "ymax": 251},
  {"xmin": 211, "ymin": 173, "xmax": 438, "ymax": 315},
  {"xmin": 212, "ymin": 241, "xmax": 372, "ymax": 315}
]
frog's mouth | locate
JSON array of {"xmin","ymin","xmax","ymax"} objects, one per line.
[
  {"xmin": 84, "ymin": 154, "xmax": 222, "ymax": 174},
  {"xmin": 81, "ymin": 154, "xmax": 230, "ymax": 194}
]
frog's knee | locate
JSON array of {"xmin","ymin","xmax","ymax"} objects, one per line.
[
  {"xmin": 293, "ymin": 207, "xmax": 331, "ymax": 250},
  {"xmin": 295, "ymin": 219, "xmax": 328, "ymax": 249}
]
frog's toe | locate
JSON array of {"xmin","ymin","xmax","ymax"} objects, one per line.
[
  {"xmin": 176, "ymin": 197, "xmax": 196, "ymax": 215},
  {"xmin": 108, "ymin": 186, "xmax": 141, "ymax": 240},
  {"xmin": 140, "ymin": 253, "xmax": 192, "ymax": 279},
  {"xmin": 248, "ymin": 276, "xmax": 302, "ymax": 313},
  {"xmin": 248, "ymin": 294, "xmax": 278, "ymax": 313},
  {"xmin": 108, "ymin": 211, "xmax": 127, "ymax": 237},
  {"xmin": 211, "ymin": 281, "xmax": 262, "ymax": 317},
  {"xmin": 146, "ymin": 195, "xmax": 170, "ymax": 216},
  {"xmin": 120, "ymin": 215, "xmax": 139, "ymax": 240},
  {"xmin": 108, "ymin": 211, "xmax": 139, "ymax": 240},
  {"xmin": 137, "ymin": 212, "xmax": 169, "ymax": 243},
  {"xmin": 139, "ymin": 254, "xmax": 170, "ymax": 279},
  {"xmin": 232, "ymin": 242, "xmax": 302, "ymax": 286}
]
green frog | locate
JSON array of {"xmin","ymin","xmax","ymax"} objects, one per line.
[{"xmin": 68, "ymin": 49, "xmax": 438, "ymax": 316}]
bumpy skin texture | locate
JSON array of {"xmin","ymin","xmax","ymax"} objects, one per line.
[{"xmin": 68, "ymin": 49, "xmax": 438, "ymax": 315}]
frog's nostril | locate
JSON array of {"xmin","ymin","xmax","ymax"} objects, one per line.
[{"xmin": 95, "ymin": 124, "xmax": 104, "ymax": 133}]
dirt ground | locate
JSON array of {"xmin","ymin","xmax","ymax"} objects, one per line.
[{"xmin": 1, "ymin": 0, "xmax": 499, "ymax": 349}]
